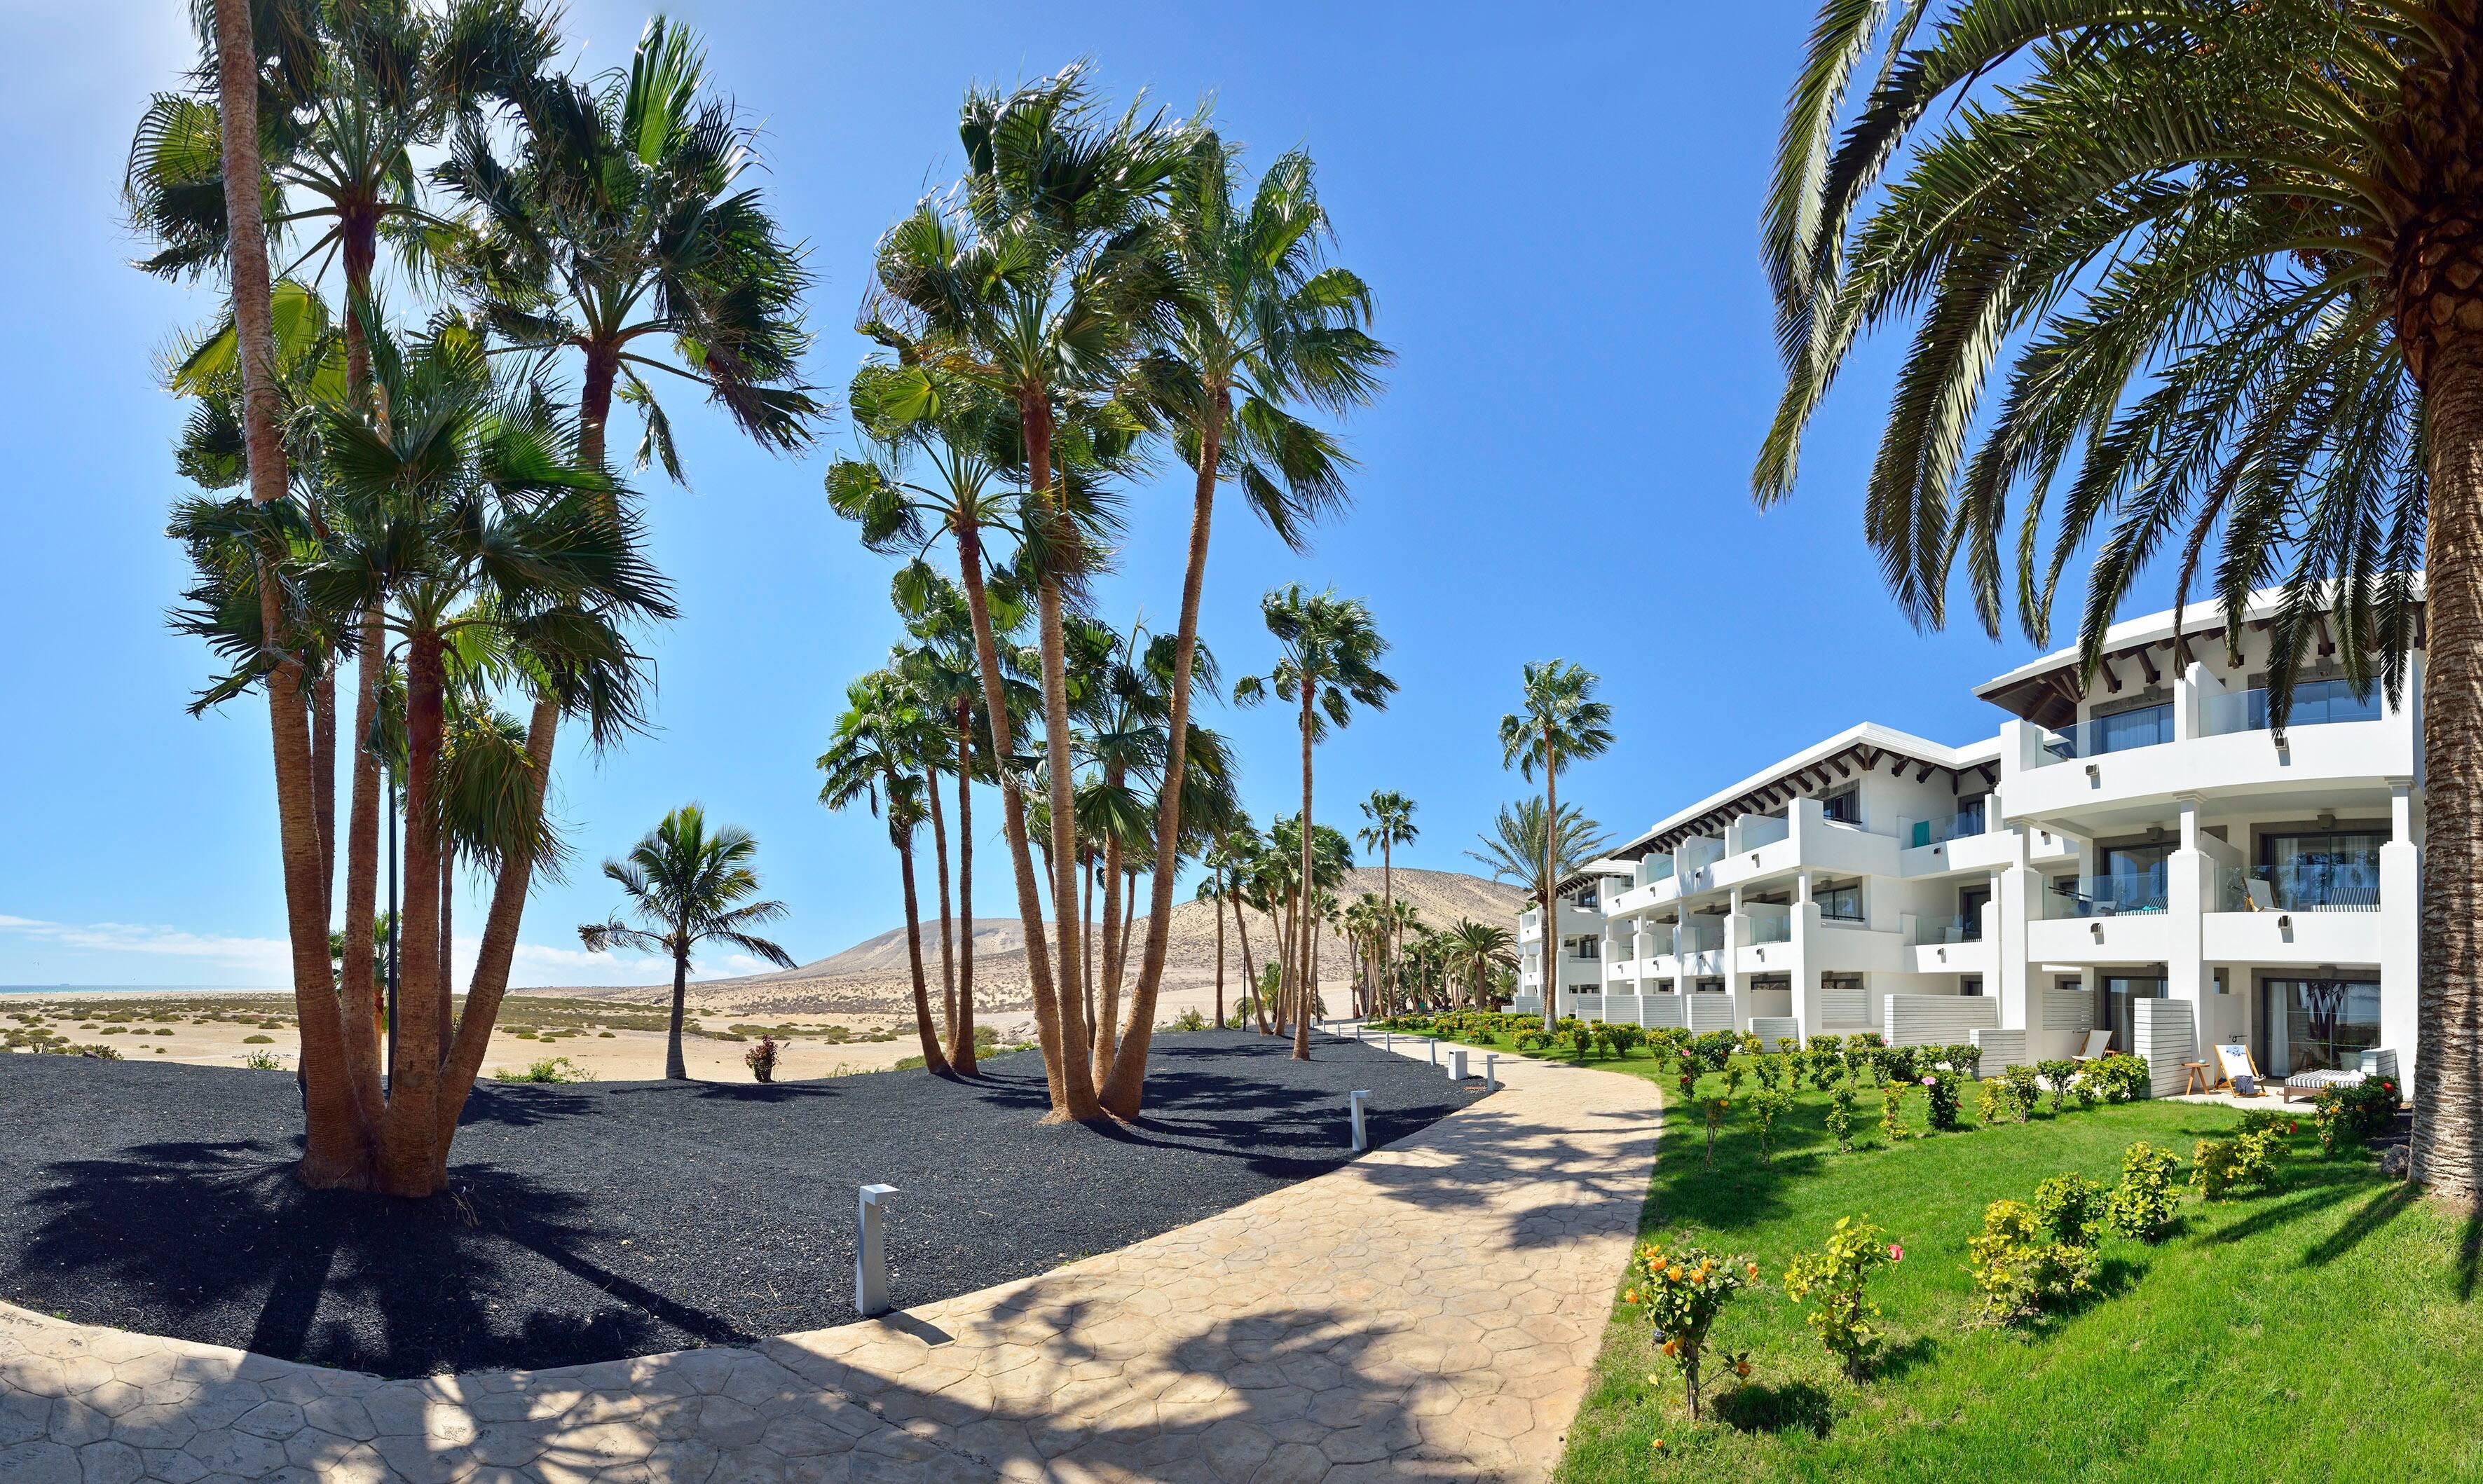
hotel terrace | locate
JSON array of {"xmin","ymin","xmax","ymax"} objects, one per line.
[{"xmin": 1517, "ymin": 591, "xmax": 2419, "ymax": 1097}]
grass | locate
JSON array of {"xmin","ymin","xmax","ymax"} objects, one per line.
[{"xmin": 1550, "ymin": 1056, "xmax": 2483, "ymax": 1483}]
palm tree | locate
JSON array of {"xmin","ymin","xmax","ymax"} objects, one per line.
[
  {"xmin": 1102, "ymin": 133, "xmax": 1391, "ymax": 1115},
  {"xmin": 1195, "ymin": 825, "xmax": 1260, "ymax": 1029},
  {"xmin": 1357, "ymin": 790, "xmax": 1418, "ymax": 1016},
  {"xmin": 1446, "ymin": 920, "xmax": 1517, "ymax": 1015},
  {"xmin": 1757, "ymin": 0, "xmax": 2483, "ymax": 1194},
  {"xmin": 1499, "ymin": 661, "xmax": 1614, "ymax": 1029},
  {"xmin": 580, "ymin": 806, "xmax": 794, "ymax": 1080},
  {"xmin": 1238, "ymin": 587, "xmax": 1395, "ymax": 1058},
  {"xmin": 862, "ymin": 65, "xmax": 1191, "ymax": 1120},
  {"xmin": 438, "ymin": 15, "xmax": 820, "ymax": 481},
  {"xmin": 819, "ymin": 670, "xmax": 954, "ymax": 1076},
  {"xmin": 1468, "ymin": 799, "xmax": 1613, "ymax": 888}
]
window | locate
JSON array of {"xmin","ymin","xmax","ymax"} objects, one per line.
[
  {"xmin": 1816, "ymin": 880, "xmax": 1863, "ymax": 922},
  {"xmin": 2092, "ymin": 701, "xmax": 2173, "ymax": 754},
  {"xmin": 2098, "ymin": 974, "xmax": 2165, "ymax": 1052},
  {"xmin": 1960, "ymin": 975, "xmax": 1983, "ymax": 997},
  {"xmin": 2095, "ymin": 844, "xmax": 2170, "ymax": 914},
  {"xmin": 1566, "ymin": 936, "xmax": 1599, "ymax": 961},
  {"xmin": 1957, "ymin": 885, "xmax": 1990, "ymax": 942},
  {"xmin": 1569, "ymin": 881, "xmax": 1601, "ymax": 909},
  {"xmin": 1820, "ymin": 787, "xmax": 1860, "ymax": 824},
  {"xmin": 1955, "ymin": 795, "xmax": 1989, "ymax": 834},
  {"xmin": 2258, "ymin": 977, "xmax": 2381, "ymax": 1075},
  {"xmin": 2257, "ymin": 830, "xmax": 2382, "ymax": 910},
  {"xmin": 2243, "ymin": 677, "xmax": 2384, "ymax": 730}
]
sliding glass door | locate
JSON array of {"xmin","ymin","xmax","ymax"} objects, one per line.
[
  {"xmin": 2098, "ymin": 974, "xmax": 2165, "ymax": 1052},
  {"xmin": 2258, "ymin": 977, "xmax": 2381, "ymax": 1075}
]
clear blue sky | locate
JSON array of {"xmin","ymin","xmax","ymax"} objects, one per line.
[{"xmin": 0, "ymin": 1, "xmax": 2147, "ymax": 987}]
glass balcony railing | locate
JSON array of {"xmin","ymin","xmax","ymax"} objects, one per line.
[
  {"xmin": 2035, "ymin": 703, "xmax": 2175, "ymax": 766},
  {"xmin": 2041, "ymin": 877, "xmax": 2169, "ymax": 919},
  {"xmin": 1681, "ymin": 919, "xmax": 1725, "ymax": 953},
  {"xmin": 1748, "ymin": 909, "xmax": 1792, "ymax": 945},
  {"xmin": 1917, "ymin": 914, "xmax": 1983, "ymax": 944},
  {"xmin": 1642, "ymin": 855, "xmax": 1675, "ymax": 884},
  {"xmin": 1639, "ymin": 927, "xmax": 1678, "ymax": 958},
  {"xmin": 1736, "ymin": 815, "xmax": 1791, "ymax": 851},
  {"xmin": 2217, "ymin": 863, "xmax": 2381, "ymax": 913},
  {"xmin": 1679, "ymin": 839, "xmax": 1725, "ymax": 874},
  {"xmin": 2199, "ymin": 679, "xmax": 2386, "ymax": 738},
  {"xmin": 1910, "ymin": 806, "xmax": 1990, "ymax": 848}
]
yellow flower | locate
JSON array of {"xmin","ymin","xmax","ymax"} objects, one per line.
[
  {"xmin": 1667, "ymin": 1265, "xmax": 1683, "ymax": 1282},
  {"xmin": 1746, "ymin": 1262, "xmax": 1760, "ymax": 1279},
  {"xmin": 1651, "ymin": 1438, "xmax": 1666, "ymax": 1451}
]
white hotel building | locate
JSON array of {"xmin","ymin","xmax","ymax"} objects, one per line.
[{"xmin": 1517, "ymin": 593, "xmax": 2419, "ymax": 1097}]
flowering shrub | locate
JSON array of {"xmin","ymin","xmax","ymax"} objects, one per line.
[
  {"xmin": 1810, "ymin": 1032, "xmax": 1845, "ymax": 1057},
  {"xmin": 1807, "ymin": 1046, "xmax": 1845, "ymax": 1090},
  {"xmin": 2032, "ymin": 1172, "xmax": 2107, "ymax": 1246},
  {"xmin": 2104, "ymin": 1141, "xmax": 2182, "ymax": 1241},
  {"xmin": 1701, "ymin": 1096, "xmax": 1734, "ymax": 1167},
  {"xmin": 1921, "ymin": 1073, "xmax": 1959, "ymax": 1131},
  {"xmin": 2194, "ymin": 1127, "xmax": 2285, "ymax": 1199},
  {"xmin": 2035, "ymin": 1058, "xmax": 2079, "ymax": 1115},
  {"xmin": 2002, "ymin": 1064, "xmax": 2041, "ymax": 1122},
  {"xmin": 1690, "ymin": 1030, "xmax": 1739, "ymax": 1073},
  {"xmin": 1621, "ymin": 1242, "xmax": 1758, "ymax": 1423},
  {"xmin": 1877, "ymin": 1045, "xmax": 1920, "ymax": 1085},
  {"xmin": 2086, "ymin": 1052, "xmax": 2150, "ymax": 1103},
  {"xmin": 1880, "ymin": 1081, "xmax": 1910, "ymax": 1143},
  {"xmin": 2069, "ymin": 1070, "xmax": 2102, "ymax": 1110},
  {"xmin": 1781, "ymin": 1216, "xmax": 1901, "ymax": 1378},
  {"xmin": 1976, "ymin": 1076, "xmax": 2011, "ymax": 1126},
  {"xmin": 2313, "ymin": 1078, "xmax": 2400, "ymax": 1155},
  {"xmin": 1826, "ymin": 1084, "xmax": 1856, "ymax": 1153},
  {"xmin": 744, "ymin": 1034, "xmax": 781, "ymax": 1083},
  {"xmin": 1675, "ymin": 1050, "xmax": 1699, "ymax": 1098},
  {"xmin": 1945, "ymin": 1042, "xmax": 1983, "ymax": 1080},
  {"xmin": 1966, "ymin": 1197, "xmax": 2095, "ymax": 1327},
  {"xmin": 1747, "ymin": 1082, "xmax": 1796, "ymax": 1157},
  {"xmin": 1605, "ymin": 1022, "xmax": 1648, "ymax": 1057}
]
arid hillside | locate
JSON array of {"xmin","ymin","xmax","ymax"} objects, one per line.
[{"xmin": 522, "ymin": 865, "xmax": 1526, "ymax": 1020}]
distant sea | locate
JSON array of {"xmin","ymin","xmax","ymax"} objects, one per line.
[{"xmin": 0, "ymin": 984, "xmax": 283, "ymax": 996}]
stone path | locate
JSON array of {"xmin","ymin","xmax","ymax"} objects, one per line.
[{"xmin": 0, "ymin": 1038, "xmax": 1661, "ymax": 1483}]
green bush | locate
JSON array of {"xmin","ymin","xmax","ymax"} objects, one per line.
[
  {"xmin": 242, "ymin": 1034, "xmax": 275, "ymax": 1045},
  {"xmin": 1747, "ymin": 1083, "xmax": 1796, "ymax": 1157},
  {"xmin": 2194, "ymin": 1126, "xmax": 2285, "ymax": 1199},
  {"xmin": 1945, "ymin": 1042, "xmax": 1983, "ymax": 1080},
  {"xmin": 2036, "ymin": 1059, "xmax": 2079, "ymax": 1115},
  {"xmin": 1880, "ymin": 1081, "xmax": 1910, "ymax": 1143},
  {"xmin": 2002, "ymin": 1064, "xmax": 2040, "ymax": 1121},
  {"xmin": 1168, "ymin": 1007, "xmax": 1209, "ymax": 1032},
  {"xmin": 2105, "ymin": 1141, "xmax": 2182, "ymax": 1240},
  {"xmin": 1877, "ymin": 1045, "xmax": 1920, "ymax": 1085},
  {"xmin": 744, "ymin": 1033, "xmax": 781, "ymax": 1083},
  {"xmin": 1921, "ymin": 1071, "xmax": 1960, "ymax": 1131},
  {"xmin": 242, "ymin": 1049, "xmax": 287, "ymax": 1071},
  {"xmin": 2032, "ymin": 1172, "xmax": 2108, "ymax": 1246},
  {"xmin": 1690, "ymin": 1030, "xmax": 1739, "ymax": 1073},
  {"xmin": 2084, "ymin": 1052, "xmax": 2150, "ymax": 1103},
  {"xmin": 495, "ymin": 1056, "xmax": 585, "ymax": 1084},
  {"xmin": 2313, "ymin": 1077, "xmax": 2400, "ymax": 1155},
  {"xmin": 1826, "ymin": 1083, "xmax": 1857, "ymax": 1152},
  {"xmin": 1810, "ymin": 1032, "xmax": 1845, "ymax": 1057},
  {"xmin": 1976, "ymin": 1076, "xmax": 2010, "ymax": 1126},
  {"xmin": 1966, "ymin": 1197, "xmax": 2095, "ymax": 1327},
  {"xmin": 1782, "ymin": 1216, "xmax": 1901, "ymax": 1380}
]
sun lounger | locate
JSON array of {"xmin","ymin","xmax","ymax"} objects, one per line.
[
  {"xmin": 2070, "ymin": 1029, "xmax": 2112, "ymax": 1062},
  {"xmin": 2213, "ymin": 1043, "xmax": 2262, "ymax": 1097}
]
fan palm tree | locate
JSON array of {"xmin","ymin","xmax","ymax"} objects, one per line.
[
  {"xmin": 580, "ymin": 806, "xmax": 794, "ymax": 1080},
  {"xmin": 819, "ymin": 668, "xmax": 957, "ymax": 1077},
  {"xmin": 1195, "ymin": 824, "xmax": 1261, "ymax": 1029},
  {"xmin": 437, "ymin": 15, "xmax": 820, "ymax": 482},
  {"xmin": 1757, "ymin": 0, "xmax": 2483, "ymax": 1195},
  {"xmin": 1445, "ymin": 920, "xmax": 1517, "ymax": 1015},
  {"xmin": 1357, "ymin": 790, "xmax": 1418, "ymax": 1015},
  {"xmin": 861, "ymin": 64, "xmax": 1191, "ymax": 1120},
  {"xmin": 1102, "ymin": 133, "xmax": 1390, "ymax": 1115},
  {"xmin": 1237, "ymin": 584, "xmax": 1394, "ymax": 1059},
  {"xmin": 1499, "ymin": 661, "xmax": 1614, "ymax": 1029}
]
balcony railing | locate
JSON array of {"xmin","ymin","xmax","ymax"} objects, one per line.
[
  {"xmin": 1748, "ymin": 909, "xmax": 1792, "ymax": 945},
  {"xmin": 1681, "ymin": 918, "xmax": 1725, "ymax": 953},
  {"xmin": 1638, "ymin": 926, "xmax": 1678, "ymax": 958},
  {"xmin": 2041, "ymin": 877, "xmax": 2169, "ymax": 919},
  {"xmin": 1641, "ymin": 854, "xmax": 1675, "ymax": 884},
  {"xmin": 1680, "ymin": 839, "xmax": 1726, "ymax": 874},
  {"xmin": 2034, "ymin": 702, "xmax": 2175, "ymax": 765},
  {"xmin": 2216, "ymin": 862, "xmax": 2380, "ymax": 913},
  {"xmin": 1735, "ymin": 815, "xmax": 1791, "ymax": 852},
  {"xmin": 1909, "ymin": 806, "xmax": 1990, "ymax": 848},
  {"xmin": 2199, "ymin": 679, "xmax": 2386, "ymax": 738},
  {"xmin": 1917, "ymin": 914, "xmax": 1983, "ymax": 944}
]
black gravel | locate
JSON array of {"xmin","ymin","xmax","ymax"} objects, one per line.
[{"xmin": 0, "ymin": 1031, "xmax": 1477, "ymax": 1378}]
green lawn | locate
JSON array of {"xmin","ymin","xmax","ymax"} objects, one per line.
[{"xmin": 1543, "ymin": 1055, "xmax": 2483, "ymax": 1483}]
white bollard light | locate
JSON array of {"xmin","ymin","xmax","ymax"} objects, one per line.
[
  {"xmin": 1348, "ymin": 1090, "xmax": 1372, "ymax": 1152},
  {"xmin": 1428, "ymin": 1038, "xmax": 1439, "ymax": 1067},
  {"xmin": 856, "ymin": 1184, "xmax": 899, "ymax": 1317},
  {"xmin": 1484, "ymin": 1053, "xmax": 1500, "ymax": 1092},
  {"xmin": 1383, "ymin": 1031, "xmax": 1393, "ymax": 1051},
  {"xmin": 1450, "ymin": 1047, "xmax": 1468, "ymax": 1082}
]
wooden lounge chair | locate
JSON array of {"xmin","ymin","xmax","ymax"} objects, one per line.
[
  {"xmin": 2214, "ymin": 1043, "xmax": 2264, "ymax": 1097},
  {"xmin": 2070, "ymin": 1029, "xmax": 2112, "ymax": 1062}
]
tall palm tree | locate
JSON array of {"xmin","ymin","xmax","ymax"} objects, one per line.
[
  {"xmin": 1756, "ymin": 1, "xmax": 2483, "ymax": 1195},
  {"xmin": 438, "ymin": 15, "xmax": 820, "ymax": 481},
  {"xmin": 1446, "ymin": 920, "xmax": 1517, "ymax": 1015},
  {"xmin": 1467, "ymin": 799, "xmax": 1613, "ymax": 888},
  {"xmin": 819, "ymin": 669, "xmax": 956, "ymax": 1077},
  {"xmin": 1357, "ymin": 790, "xmax": 1418, "ymax": 1017},
  {"xmin": 1500, "ymin": 661, "xmax": 1614, "ymax": 1029},
  {"xmin": 1102, "ymin": 133, "xmax": 1391, "ymax": 1115},
  {"xmin": 580, "ymin": 805, "xmax": 794, "ymax": 1080},
  {"xmin": 1195, "ymin": 825, "xmax": 1259, "ymax": 1029},
  {"xmin": 1237, "ymin": 586, "xmax": 1395, "ymax": 1059},
  {"xmin": 862, "ymin": 64, "xmax": 1190, "ymax": 1120}
]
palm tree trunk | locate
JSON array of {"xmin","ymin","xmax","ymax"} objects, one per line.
[
  {"xmin": 666, "ymin": 946, "xmax": 691, "ymax": 1080},
  {"xmin": 432, "ymin": 698, "xmax": 559, "ymax": 1167},
  {"xmin": 1097, "ymin": 823, "xmax": 1125, "ymax": 1071},
  {"xmin": 948, "ymin": 711, "xmax": 979, "ymax": 1075},
  {"xmin": 926, "ymin": 762, "xmax": 958, "ymax": 1050},
  {"xmin": 1101, "ymin": 392, "xmax": 1224, "ymax": 1113},
  {"xmin": 897, "ymin": 822, "xmax": 950, "ymax": 1076},
  {"xmin": 1543, "ymin": 727, "xmax": 1561, "ymax": 1033},
  {"xmin": 1381, "ymin": 839, "xmax": 1394, "ymax": 1021},
  {"xmin": 1081, "ymin": 854, "xmax": 1097, "ymax": 1053},
  {"xmin": 952, "ymin": 511, "xmax": 1070, "ymax": 1112},
  {"xmin": 1294, "ymin": 696, "xmax": 1315, "ymax": 1060},
  {"xmin": 1237, "ymin": 893, "xmax": 1265, "ymax": 1034},
  {"xmin": 333, "ymin": 612, "xmax": 387, "ymax": 1135},
  {"xmin": 1022, "ymin": 403, "xmax": 1101, "ymax": 1118},
  {"xmin": 2416, "ymin": 331, "xmax": 2483, "ymax": 1202},
  {"xmin": 1214, "ymin": 870, "xmax": 1227, "ymax": 1029},
  {"xmin": 378, "ymin": 628, "xmax": 446, "ymax": 1194},
  {"xmin": 435, "ymin": 851, "xmax": 453, "ymax": 1064}
]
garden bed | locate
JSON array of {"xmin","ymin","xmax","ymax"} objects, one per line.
[
  {"xmin": 1550, "ymin": 1054, "xmax": 2476, "ymax": 1483},
  {"xmin": 0, "ymin": 1029, "xmax": 1477, "ymax": 1378}
]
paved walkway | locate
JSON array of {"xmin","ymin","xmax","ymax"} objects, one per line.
[{"xmin": 0, "ymin": 1038, "xmax": 1661, "ymax": 1483}]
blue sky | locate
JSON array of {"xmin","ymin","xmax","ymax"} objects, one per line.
[{"xmin": 0, "ymin": 1, "xmax": 2146, "ymax": 987}]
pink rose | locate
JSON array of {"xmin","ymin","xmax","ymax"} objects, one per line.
[{"xmin": 1889, "ymin": 1243, "xmax": 1903, "ymax": 1263}]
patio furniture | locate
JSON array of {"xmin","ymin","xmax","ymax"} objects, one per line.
[
  {"xmin": 2283, "ymin": 1069, "xmax": 2368, "ymax": 1104},
  {"xmin": 2244, "ymin": 878, "xmax": 2277, "ymax": 911},
  {"xmin": 2070, "ymin": 1029, "xmax": 2112, "ymax": 1062},
  {"xmin": 2213, "ymin": 1043, "xmax": 2264, "ymax": 1097},
  {"xmin": 2182, "ymin": 1061, "xmax": 2210, "ymax": 1095}
]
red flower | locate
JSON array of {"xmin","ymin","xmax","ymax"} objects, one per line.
[{"xmin": 1889, "ymin": 1243, "xmax": 1904, "ymax": 1263}]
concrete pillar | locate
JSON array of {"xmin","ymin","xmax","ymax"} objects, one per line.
[
  {"xmin": 856, "ymin": 1184, "xmax": 898, "ymax": 1317},
  {"xmin": 1348, "ymin": 1090, "xmax": 1371, "ymax": 1152},
  {"xmin": 1727, "ymin": 886, "xmax": 1748, "ymax": 1031},
  {"xmin": 1997, "ymin": 856, "xmax": 2044, "ymax": 1036},
  {"xmin": 2381, "ymin": 779, "xmax": 2421, "ymax": 1091},
  {"xmin": 2168, "ymin": 795, "xmax": 2210, "ymax": 1015}
]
